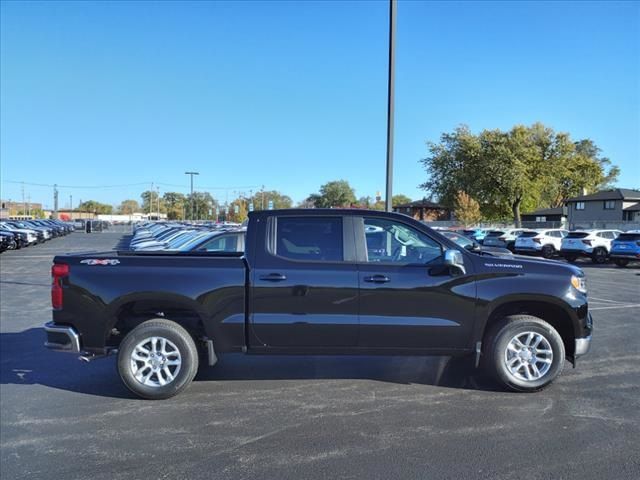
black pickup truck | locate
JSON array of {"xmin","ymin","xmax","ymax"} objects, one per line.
[{"xmin": 45, "ymin": 209, "xmax": 592, "ymax": 399}]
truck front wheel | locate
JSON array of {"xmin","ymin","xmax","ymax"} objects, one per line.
[
  {"xmin": 484, "ymin": 315, "xmax": 565, "ymax": 392},
  {"xmin": 117, "ymin": 319, "xmax": 199, "ymax": 400}
]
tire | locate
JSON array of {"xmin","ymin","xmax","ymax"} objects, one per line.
[
  {"xmin": 117, "ymin": 319, "xmax": 199, "ymax": 400},
  {"xmin": 591, "ymin": 247, "xmax": 608, "ymax": 264},
  {"xmin": 564, "ymin": 254, "xmax": 577, "ymax": 263},
  {"xmin": 541, "ymin": 244, "xmax": 555, "ymax": 259},
  {"xmin": 614, "ymin": 258, "xmax": 629, "ymax": 267},
  {"xmin": 483, "ymin": 315, "xmax": 565, "ymax": 392}
]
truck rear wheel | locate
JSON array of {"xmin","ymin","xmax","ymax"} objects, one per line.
[
  {"xmin": 484, "ymin": 315, "xmax": 565, "ymax": 392},
  {"xmin": 117, "ymin": 319, "xmax": 199, "ymax": 400}
]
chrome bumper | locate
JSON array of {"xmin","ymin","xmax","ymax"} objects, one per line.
[
  {"xmin": 575, "ymin": 335, "xmax": 592, "ymax": 357},
  {"xmin": 44, "ymin": 322, "xmax": 81, "ymax": 353}
]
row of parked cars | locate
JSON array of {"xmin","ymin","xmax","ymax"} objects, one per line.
[
  {"xmin": 451, "ymin": 227, "xmax": 640, "ymax": 266},
  {"xmin": 0, "ymin": 219, "xmax": 75, "ymax": 253},
  {"xmin": 129, "ymin": 221, "xmax": 246, "ymax": 252}
]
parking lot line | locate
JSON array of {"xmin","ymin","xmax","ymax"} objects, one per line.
[{"xmin": 590, "ymin": 304, "xmax": 640, "ymax": 311}]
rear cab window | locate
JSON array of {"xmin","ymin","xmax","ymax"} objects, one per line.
[{"xmin": 273, "ymin": 217, "xmax": 344, "ymax": 262}]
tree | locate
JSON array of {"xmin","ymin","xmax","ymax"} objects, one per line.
[
  {"xmin": 248, "ymin": 190, "xmax": 293, "ymax": 210},
  {"xmin": 162, "ymin": 192, "xmax": 186, "ymax": 220},
  {"xmin": 118, "ymin": 199, "xmax": 140, "ymax": 215},
  {"xmin": 453, "ymin": 191, "xmax": 482, "ymax": 226},
  {"xmin": 392, "ymin": 194, "xmax": 412, "ymax": 207},
  {"xmin": 140, "ymin": 190, "xmax": 165, "ymax": 215},
  {"xmin": 227, "ymin": 198, "xmax": 248, "ymax": 223},
  {"xmin": 185, "ymin": 192, "xmax": 217, "ymax": 220},
  {"xmin": 420, "ymin": 123, "xmax": 620, "ymax": 226},
  {"xmin": 77, "ymin": 200, "xmax": 113, "ymax": 214},
  {"xmin": 310, "ymin": 180, "xmax": 357, "ymax": 208}
]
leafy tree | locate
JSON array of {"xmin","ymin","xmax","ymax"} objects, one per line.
[
  {"xmin": 392, "ymin": 194, "xmax": 412, "ymax": 207},
  {"xmin": 140, "ymin": 190, "xmax": 165, "ymax": 215},
  {"xmin": 453, "ymin": 191, "xmax": 482, "ymax": 226},
  {"xmin": 77, "ymin": 200, "xmax": 113, "ymax": 214},
  {"xmin": 162, "ymin": 192, "xmax": 186, "ymax": 220},
  {"xmin": 421, "ymin": 123, "xmax": 619, "ymax": 226},
  {"xmin": 185, "ymin": 192, "xmax": 217, "ymax": 220},
  {"xmin": 310, "ymin": 180, "xmax": 357, "ymax": 208},
  {"xmin": 118, "ymin": 199, "xmax": 140, "ymax": 215},
  {"xmin": 248, "ymin": 190, "xmax": 293, "ymax": 210},
  {"xmin": 227, "ymin": 198, "xmax": 248, "ymax": 223}
]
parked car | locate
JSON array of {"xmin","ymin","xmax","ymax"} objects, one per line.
[
  {"xmin": 45, "ymin": 209, "xmax": 592, "ymax": 399},
  {"xmin": 0, "ymin": 222, "xmax": 39, "ymax": 246},
  {"xmin": 175, "ymin": 229, "xmax": 246, "ymax": 252},
  {"xmin": 461, "ymin": 228, "xmax": 489, "ymax": 244},
  {"xmin": 514, "ymin": 229, "xmax": 569, "ymax": 259},
  {"xmin": 560, "ymin": 229, "xmax": 622, "ymax": 264},
  {"xmin": 440, "ymin": 231, "xmax": 513, "ymax": 256},
  {"xmin": 0, "ymin": 231, "xmax": 17, "ymax": 252},
  {"xmin": 609, "ymin": 230, "xmax": 640, "ymax": 267},
  {"xmin": 482, "ymin": 229, "xmax": 534, "ymax": 252}
]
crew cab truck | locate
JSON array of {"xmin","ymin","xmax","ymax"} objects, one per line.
[{"xmin": 45, "ymin": 209, "xmax": 592, "ymax": 399}]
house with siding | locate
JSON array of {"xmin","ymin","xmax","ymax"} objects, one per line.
[{"xmin": 565, "ymin": 188, "xmax": 640, "ymax": 227}]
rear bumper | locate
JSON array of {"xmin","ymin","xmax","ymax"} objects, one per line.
[{"xmin": 44, "ymin": 322, "xmax": 81, "ymax": 353}]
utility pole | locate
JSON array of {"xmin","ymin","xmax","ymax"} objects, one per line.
[
  {"xmin": 150, "ymin": 182, "xmax": 154, "ymax": 219},
  {"xmin": 384, "ymin": 0, "xmax": 397, "ymax": 212},
  {"xmin": 184, "ymin": 171, "xmax": 199, "ymax": 221},
  {"xmin": 21, "ymin": 182, "xmax": 25, "ymax": 217},
  {"xmin": 53, "ymin": 184, "xmax": 59, "ymax": 219},
  {"xmin": 156, "ymin": 186, "xmax": 160, "ymax": 220},
  {"xmin": 261, "ymin": 185, "xmax": 265, "ymax": 210},
  {"xmin": 70, "ymin": 195, "xmax": 73, "ymax": 211}
]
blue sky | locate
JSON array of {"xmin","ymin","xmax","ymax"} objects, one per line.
[{"xmin": 1, "ymin": 0, "xmax": 638, "ymax": 209}]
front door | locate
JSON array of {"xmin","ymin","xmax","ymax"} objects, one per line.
[
  {"xmin": 357, "ymin": 216, "xmax": 476, "ymax": 351},
  {"xmin": 249, "ymin": 215, "xmax": 359, "ymax": 348}
]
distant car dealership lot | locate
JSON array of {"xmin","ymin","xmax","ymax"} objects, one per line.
[{"xmin": 1, "ymin": 229, "xmax": 639, "ymax": 480}]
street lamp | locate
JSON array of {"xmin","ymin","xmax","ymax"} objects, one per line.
[
  {"xmin": 385, "ymin": 0, "xmax": 397, "ymax": 212},
  {"xmin": 184, "ymin": 171, "xmax": 199, "ymax": 220}
]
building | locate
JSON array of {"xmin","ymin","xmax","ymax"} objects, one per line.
[
  {"xmin": 0, "ymin": 200, "xmax": 44, "ymax": 219},
  {"xmin": 565, "ymin": 188, "xmax": 640, "ymax": 227},
  {"xmin": 521, "ymin": 207, "xmax": 567, "ymax": 225},
  {"xmin": 393, "ymin": 199, "xmax": 452, "ymax": 221}
]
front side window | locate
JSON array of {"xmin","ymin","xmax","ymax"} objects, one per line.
[
  {"xmin": 363, "ymin": 217, "xmax": 442, "ymax": 264},
  {"xmin": 275, "ymin": 217, "xmax": 343, "ymax": 262}
]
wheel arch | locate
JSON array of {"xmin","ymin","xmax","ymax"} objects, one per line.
[{"xmin": 482, "ymin": 298, "xmax": 577, "ymax": 358}]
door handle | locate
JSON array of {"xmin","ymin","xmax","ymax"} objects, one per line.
[
  {"xmin": 364, "ymin": 274, "xmax": 390, "ymax": 283},
  {"xmin": 259, "ymin": 273, "xmax": 287, "ymax": 282}
]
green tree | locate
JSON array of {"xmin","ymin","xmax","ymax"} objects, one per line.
[
  {"xmin": 392, "ymin": 194, "xmax": 412, "ymax": 207},
  {"xmin": 421, "ymin": 123, "xmax": 619, "ymax": 226},
  {"xmin": 310, "ymin": 180, "xmax": 357, "ymax": 208},
  {"xmin": 185, "ymin": 192, "xmax": 217, "ymax": 220},
  {"xmin": 162, "ymin": 192, "xmax": 186, "ymax": 220},
  {"xmin": 248, "ymin": 190, "xmax": 293, "ymax": 210},
  {"xmin": 77, "ymin": 200, "xmax": 113, "ymax": 214},
  {"xmin": 453, "ymin": 191, "xmax": 482, "ymax": 226},
  {"xmin": 118, "ymin": 199, "xmax": 140, "ymax": 215},
  {"xmin": 140, "ymin": 190, "xmax": 165, "ymax": 215}
]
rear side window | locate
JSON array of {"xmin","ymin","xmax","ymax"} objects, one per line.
[
  {"xmin": 616, "ymin": 233, "xmax": 640, "ymax": 241},
  {"xmin": 275, "ymin": 217, "xmax": 343, "ymax": 262},
  {"xmin": 566, "ymin": 232, "xmax": 590, "ymax": 239},
  {"xmin": 519, "ymin": 232, "xmax": 538, "ymax": 238},
  {"xmin": 487, "ymin": 231, "xmax": 504, "ymax": 237}
]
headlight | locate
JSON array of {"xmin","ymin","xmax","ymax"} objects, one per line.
[{"xmin": 571, "ymin": 275, "xmax": 587, "ymax": 294}]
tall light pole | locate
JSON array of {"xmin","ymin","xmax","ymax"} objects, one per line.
[
  {"xmin": 184, "ymin": 171, "xmax": 199, "ymax": 220},
  {"xmin": 385, "ymin": 0, "xmax": 397, "ymax": 212}
]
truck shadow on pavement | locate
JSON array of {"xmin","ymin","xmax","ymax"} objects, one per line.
[{"xmin": 0, "ymin": 328, "xmax": 502, "ymax": 398}]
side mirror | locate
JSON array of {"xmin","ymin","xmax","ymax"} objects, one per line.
[{"xmin": 443, "ymin": 249, "xmax": 466, "ymax": 275}]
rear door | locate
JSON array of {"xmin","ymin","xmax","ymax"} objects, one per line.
[
  {"xmin": 356, "ymin": 216, "xmax": 477, "ymax": 351},
  {"xmin": 249, "ymin": 215, "xmax": 359, "ymax": 348}
]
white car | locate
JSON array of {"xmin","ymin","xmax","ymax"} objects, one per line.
[
  {"xmin": 482, "ymin": 228, "xmax": 535, "ymax": 252},
  {"xmin": 514, "ymin": 229, "xmax": 569, "ymax": 259},
  {"xmin": 560, "ymin": 229, "xmax": 622, "ymax": 264}
]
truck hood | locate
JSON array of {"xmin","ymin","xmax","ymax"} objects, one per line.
[{"xmin": 478, "ymin": 254, "xmax": 584, "ymax": 277}]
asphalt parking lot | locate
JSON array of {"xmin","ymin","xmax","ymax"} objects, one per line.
[{"xmin": 1, "ymin": 231, "xmax": 639, "ymax": 480}]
